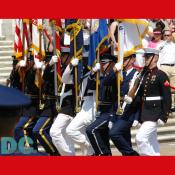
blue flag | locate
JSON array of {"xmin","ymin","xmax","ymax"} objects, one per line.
[{"xmin": 88, "ymin": 19, "xmax": 109, "ymax": 68}]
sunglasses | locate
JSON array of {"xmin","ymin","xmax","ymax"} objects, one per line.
[{"xmin": 164, "ymin": 34, "xmax": 171, "ymax": 37}]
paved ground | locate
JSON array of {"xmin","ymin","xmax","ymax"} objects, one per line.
[
  {"xmin": 110, "ymin": 141, "xmax": 175, "ymax": 156},
  {"xmin": 74, "ymin": 141, "xmax": 175, "ymax": 156}
]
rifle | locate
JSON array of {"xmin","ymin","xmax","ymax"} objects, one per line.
[{"xmin": 121, "ymin": 66, "xmax": 148, "ymax": 113}]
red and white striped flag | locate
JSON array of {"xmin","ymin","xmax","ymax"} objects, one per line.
[
  {"xmin": 14, "ymin": 19, "xmax": 32, "ymax": 62},
  {"xmin": 14, "ymin": 19, "xmax": 23, "ymax": 59},
  {"xmin": 23, "ymin": 19, "xmax": 32, "ymax": 49}
]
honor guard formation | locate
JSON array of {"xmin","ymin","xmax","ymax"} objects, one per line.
[{"xmin": 1, "ymin": 19, "xmax": 175, "ymax": 156}]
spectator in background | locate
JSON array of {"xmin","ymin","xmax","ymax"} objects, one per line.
[
  {"xmin": 148, "ymin": 28, "xmax": 163, "ymax": 48},
  {"xmin": 166, "ymin": 19, "xmax": 175, "ymax": 32},
  {"xmin": 166, "ymin": 19, "xmax": 175, "ymax": 41},
  {"xmin": 156, "ymin": 20, "xmax": 165, "ymax": 31},
  {"xmin": 157, "ymin": 29, "xmax": 175, "ymax": 112},
  {"xmin": 149, "ymin": 19, "xmax": 166, "ymax": 31}
]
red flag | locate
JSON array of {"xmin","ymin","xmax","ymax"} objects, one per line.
[
  {"xmin": 55, "ymin": 20, "xmax": 62, "ymax": 80},
  {"xmin": 14, "ymin": 19, "xmax": 23, "ymax": 59},
  {"xmin": 23, "ymin": 20, "xmax": 31, "ymax": 48},
  {"xmin": 47, "ymin": 19, "xmax": 62, "ymax": 81}
]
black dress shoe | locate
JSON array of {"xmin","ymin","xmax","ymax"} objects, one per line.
[
  {"xmin": 171, "ymin": 107, "xmax": 175, "ymax": 112},
  {"xmin": 99, "ymin": 153, "xmax": 112, "ymax": 156},
  {"xmin": 90, "ymin": 153, "xmax": 100, "ymax": 156},
  {"xmin": 122, "ymin": 151, "xmax": 140, "ymax": 156}
]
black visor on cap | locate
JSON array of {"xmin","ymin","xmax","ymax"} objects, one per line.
[
  {"xmin": 101, "ymin": 59, "xmax": 112, "ymax": 64},
  {"xmin": 144, "ymin": 53, "xmax": 155, "ymax": 59},
  {"xmin": 100, "ymin": 54, "xmax": 117, "ymax": 63}
]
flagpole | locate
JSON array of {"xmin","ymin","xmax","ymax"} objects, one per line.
[
  {"xmin": 89, "ymin": 19, "xmax": 100, "ymax": 111},
  {"xmin": 21, "ymin": 19, "xmax": 25, "ymax": 93},
  {"xmin": 95, "ymin": 48, "xmax": 100, "ymax": 110},
  {"xmin": 116, "ymin": 23, "xmax": 123, "ymax": 115},
  {"xmin": 38, "ymin": 22, "xmax": 44, "ymax": 110},
  {"xmin": 51, "ymin": 20, "xmax": 60, "ymax": 112},
  {"xmin": 73, "ymin": 26, "xmax": 80, "ymax": 113},
  {"xmin": 21, "ymin": 19, "xmax": 30, "ymax": 148}
]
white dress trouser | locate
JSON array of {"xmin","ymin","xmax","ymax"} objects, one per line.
[
  {"xmin": 136, "ymin": 121, "xmax": 160, "ymax": 156},
  {"xmin": 50, "ymin": 113, "xmax": 75, "ymax": 156},
  {"xmin": 66, "ymin": 95, "xmax": 96, "ymax": 156}
]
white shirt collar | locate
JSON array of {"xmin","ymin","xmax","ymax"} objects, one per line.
[{"xmin": 126, "ymin": 67, "xmax": 134, "ymax": 76}]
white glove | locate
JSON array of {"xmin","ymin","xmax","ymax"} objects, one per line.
[
  {"xmin": 49, "ymin": 55, "xmax": 58, "ymax": 66},
  {"xmin": 124, "ymin": 95, "xmax": 133, "ymax": 104},
  {"xmin": 41, "ymin": 64, "xmax": 46, "ymax": 71},
  {"xmin": 157, "ymin": 119, "xmax": 165, "ymax": 126},
  {"xmin": 19, "ymin": 60, "xmax": 26, "ymax": 67},
  {"xmin": 108, "ymin": 121, "xmax": 113, "ymax": 129},
  {"xmin": 112, "ymin": 41, "xmax": 118, "ymax": 49},
  {"xmin": 132, "ymin": 120, "xmax": 140, "ymax": 127},
  {"xmin": 114, "ymin": 62, "xmax": 122, "ymax": 71},
  {"xmin": 35, "ymin": 61, "xmax": 44, "ymax": 69},
  {"xmin": 71, "ymin": 58, "xmax": 79, "ymax": 66},
  {"xmin": 92, "ymin": 63, "xmax": 101, "ymax": 72}
]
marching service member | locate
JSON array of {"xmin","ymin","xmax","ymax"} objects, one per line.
[
  {"xmin": 50, "ymin": 47, "xmax": 76, "ymax": 156},
  {"xmin": 65, "ymin": 57, "xmax": 97, "ymax": 156},
  {"xmin": 32, "ymin": 52, "xmax": 60, "ymax": 155},
  {"xmin": 14, "ymin": 54, "xmax": 39, "ymax": 151},
  {"xmin": 134, "ymin": 48, "xmax": 171, "ymax": 156},
  {"xmin": 86, "ymin": 54, "xmax": 118, "ymax": 156},
  {"xmin": 109, "ymin": 53, "xmax": 140, "ymax": 156}
]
